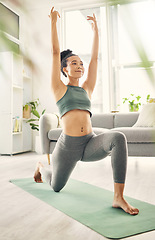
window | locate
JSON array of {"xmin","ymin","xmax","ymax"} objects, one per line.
[{"xmin": 109, "ymin": 1, "xmax": 155, "ymax": 112}]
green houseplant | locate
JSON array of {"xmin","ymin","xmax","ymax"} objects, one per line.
[
  {"xmin": 123, "ymin": 94, "xmax": 141, "ymax": 112},
  {"xmin": 24, "ymin": 98, "xmax": 46, "ymax": 131},
  {"xmin": 123, "ymin": 94, "xmax": 151, "ymax": 112}
]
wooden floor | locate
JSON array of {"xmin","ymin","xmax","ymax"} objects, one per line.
[{"xmin": 0, "ymin": 152, "xmax": 155, "ymax": 240}]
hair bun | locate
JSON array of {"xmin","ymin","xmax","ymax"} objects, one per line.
[{"xmin": 60, "ymin": 49, "xmax": 73, "ymax": 62}]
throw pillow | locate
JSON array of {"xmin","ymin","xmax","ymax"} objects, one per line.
[{"xmin": 133, "ymin": 103, "xmax": 155, "ymax": 127}]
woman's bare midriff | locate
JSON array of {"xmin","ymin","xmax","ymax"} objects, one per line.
[{"xmin": 61, "ymin": 109, "xmax": 93, "ymax": 136}]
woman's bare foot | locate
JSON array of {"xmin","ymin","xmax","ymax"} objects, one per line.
[
  {"xmin": 113, "ymin": 183, "xmax": 139, "ymax": 215},
  {"xmin": 112, "ymin": 197, "xmax": 139, "ymax": 215},
  {"xmin": 34, "ymin": 162, "xmax": 44, "ymax": 183}
]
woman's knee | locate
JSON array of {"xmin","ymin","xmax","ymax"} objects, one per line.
[
  {"xmin": 52, "ymin": 185, "xmax": 61, "ymax": 192},
  {"xmin": 52, "ymin": 181, "xmax": 65, "ymax": 192},
  {"xmin": 112, "ymin": 131, "xmax": 127, "ymax": 145},
  {"xmin": 53, "ymin": 188, "xmax": 61, "ymax": 192},
  {"xmin": 51, "ymin": 181, "xmax": 62, "ymax": 192}
]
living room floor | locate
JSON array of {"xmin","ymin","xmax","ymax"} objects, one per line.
[{"xmin": 0, "ymin": 152, "xmax": 155, "ymax": 240}]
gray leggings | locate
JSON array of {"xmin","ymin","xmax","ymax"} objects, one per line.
[{"xmin": 40, "ymin": 131, "xmax": 128, "ymax": 192}]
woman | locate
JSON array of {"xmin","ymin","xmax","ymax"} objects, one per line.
[{"xmin": 34, "ymin": 7, "xmax": 139, "ymax": 215}]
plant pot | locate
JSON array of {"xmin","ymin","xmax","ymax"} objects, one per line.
[
  {"xmin": 23, "ymin": 106, "xmax": 31, "ymax": 119},
  {"xmin": 129, "ymin": 104, "xmax": 139, "ymax": 112}
]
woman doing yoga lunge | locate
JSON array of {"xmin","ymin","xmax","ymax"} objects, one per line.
[{"xmin": 34, "ymin": 7, "xmax": 139, "ymax": 215}]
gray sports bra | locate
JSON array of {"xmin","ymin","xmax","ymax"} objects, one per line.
[{"xmin": 56, "ymin": 85, "xmax": 92, "ymax": 118}]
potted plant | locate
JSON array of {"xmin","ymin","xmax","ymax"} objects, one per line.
[
  {"xmin": 123, "ymin": 94, "xmax": 151, "ymax": 112},
  {"xmin": 123, "ymin": 94, "xmax": 141, "ymax": 112},
  {"xmin": 23, "ymin": 99, "xmax": 46, "ymax": 154},
  {"xmin": 25, "ymin": 98, "xmax": 46, "ymax": 131}
]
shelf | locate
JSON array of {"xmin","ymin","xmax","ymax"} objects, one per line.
[
  {"xmin": 23, "ymin": 74, "xmax": 31, "ymax": 80},
  {"xmin": 13, "ymin": 85, "xmax": 23, "ymax": 90},
  {"xmin": 22, "ymin": 118, "xmax": 31, "ymax": 121},
  {"xmin": 12, "ymin": 131, "xmax": 22, "ymax": 135},
  {"xmin": 0, "ymin": 51, "xmax": 32, "ymax": 154}
]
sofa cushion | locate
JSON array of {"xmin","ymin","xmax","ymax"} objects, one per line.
[
  {"xmin": 91, "ymin": 113, "xmax": 114, "ymax": 129},
  {"xmin": 111, "ymin": 127, "xmax": 155, "ymax": 143},
  {"xmin": 133, "ymin": 103, "xmax": 155, "ymax": 127},
  {"xmin": 114, "ymin": 113, "xmax": 139, "ymax": 128}
]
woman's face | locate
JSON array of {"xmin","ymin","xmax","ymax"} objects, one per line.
[{"xmin": 64, "ymin": 55, "xmax": 85, "ymax": 78}]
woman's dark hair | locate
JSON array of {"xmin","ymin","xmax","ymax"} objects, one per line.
[{"xmin": 60, "ymin": 49, "xmax": 76, "ymax": 77}]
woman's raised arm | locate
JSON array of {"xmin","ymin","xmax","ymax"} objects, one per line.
[
  {"xmin": 83, "ymin": 14, "xmax": 99, "ymax": 95},
  {"xmin": 49, "ymin": 7, "xmax": 64, "ymax": 91}
]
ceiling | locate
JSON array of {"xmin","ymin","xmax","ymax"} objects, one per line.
[
  {"xmin": 1, "ymin": 0, "xmax": 102, "ymax": 12},
  {"xmin": 21, "ymin": 0, "xmax": 81, "ymax": 10},
  {"xmin": 0, "ymin": 0, "xmax": 78, "ymax": 11}
]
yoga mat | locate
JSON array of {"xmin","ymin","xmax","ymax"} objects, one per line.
[{"xmin": 10, "ymin": 178, "xmax": 155, "ymax": 239}]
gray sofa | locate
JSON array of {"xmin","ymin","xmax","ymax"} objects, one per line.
[{"xmin": 40, "ymin": 112, "xmax": 155, "ymax": 158}]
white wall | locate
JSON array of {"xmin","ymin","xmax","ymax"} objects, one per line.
[
  {"xmin": 20, "ymin": 3, "xmax": 61, "ymax": 150},
  {"xmin": 21, "ymin": 5, "xmax": 59, "ymax": 115}
]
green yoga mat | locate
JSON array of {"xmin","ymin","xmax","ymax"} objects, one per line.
[{"xmin": 10, "ymin": 178, "xmax": 155, "ymax": 239}]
